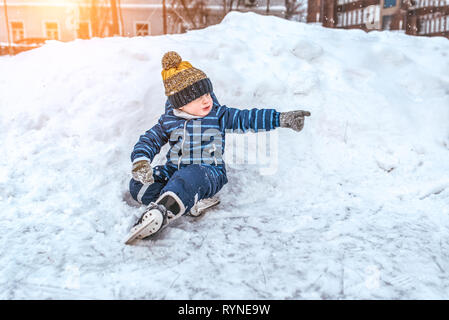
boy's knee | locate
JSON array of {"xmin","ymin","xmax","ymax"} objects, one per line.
[
  {"xmin": 180, "ymin": 164, "xmax": 203, "ymax": 174},
  {"xmin": 129, "ymin": 178, "xmax": 143, "ymax": 202}
]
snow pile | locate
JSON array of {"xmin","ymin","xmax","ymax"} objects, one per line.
[{"xmin": 0, "ymin": 12, "xmax": 448, "ymax": 299}]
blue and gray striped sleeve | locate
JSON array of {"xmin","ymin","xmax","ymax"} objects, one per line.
[
  {"xmin": 130, "ymin": 116, "xmax": 169, "ymax": 163},
  {"xmin": 217, "ymin": 105, "xmax": 281, "ymax": 133}
]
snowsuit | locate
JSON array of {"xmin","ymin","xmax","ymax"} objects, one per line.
[{"xmin": 129, "ymin": 92, "xmax": 281, "ymax": 214}]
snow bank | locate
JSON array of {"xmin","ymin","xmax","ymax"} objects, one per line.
[{"xmin": 0, "ymin": 12, "xmax": 448, "ymax": 299}]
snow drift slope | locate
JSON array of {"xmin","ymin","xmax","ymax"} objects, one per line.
[{"xmin": 0, "ymin": 12, "xmax": 449, "ymax": 299}]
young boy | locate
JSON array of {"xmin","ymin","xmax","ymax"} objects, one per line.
[{"xmin": 125, "ymin": 51, "xmax": 310, "ymax": 244}]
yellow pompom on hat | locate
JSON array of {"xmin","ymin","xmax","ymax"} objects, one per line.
[{"xmin": 161, "ymin": 51, "xmax": 213, "ymax": 109}]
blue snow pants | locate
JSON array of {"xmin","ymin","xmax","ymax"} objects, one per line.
[{"xmin": 129, "ymin": 164, "xmax": 228, "ymax": 214}]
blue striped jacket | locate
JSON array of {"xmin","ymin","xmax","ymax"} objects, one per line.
[{"xmin": 131, "ymin": 92, "xmax": 281, "ymax": 175}]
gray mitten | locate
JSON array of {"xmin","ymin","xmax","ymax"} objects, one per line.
[
  {"xmin": 132, "ymin": 160, "xmax": 154, "ymax": 184},
  {"xmin": 280, "ymin": 110, "xmax": 311, "ymax": 132}
]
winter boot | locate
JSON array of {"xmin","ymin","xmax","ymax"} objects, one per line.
[
  {"xmin": 124, "ymin": 202, "xmax": 167, "ymax": 245},
  {"xmin": 124, "ymin": 191, "xmax": 185, "ymax": 245}
]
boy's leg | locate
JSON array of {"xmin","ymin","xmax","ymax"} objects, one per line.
[
  {"xmin": 129, "ymin": 164, "xmax": 176, "ymax": 205},
  {"xmin": 159, "ymin": 164, "xmax": 228, "ymax": 215},
  {"xmin": 125, "ymin": 164, "xmax": 227, "ymax": 244}
]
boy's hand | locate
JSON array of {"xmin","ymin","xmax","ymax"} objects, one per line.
[
  {"xmin": 132, "ymin": 160, "xmax": 154, "ymax": 184},
  {"xmin": 280, "ymin": 110, "xmax": 311, "ymax": 132}
]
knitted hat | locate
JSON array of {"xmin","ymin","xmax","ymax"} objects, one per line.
[{"xmin": 161, "ymin": 51, "xmax": 213, "ymax": 109}]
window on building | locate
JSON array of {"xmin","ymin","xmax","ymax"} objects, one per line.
[
  {"xmin": 382, "ymin": 15, "xmax": 393, "ymax": 30},
  {"xmin": 419, "ymin": 19, "xmax": 425, "ymax": 34},
  {"xmin": 11, "ymin": 21, "xmax": 24, "ymax": 42},
  {"xmin": 45, "ymin": 22, "xmax": 59, "ymax": 40},
  {"xmin": 337, "ymin": 13, "xmax": 342, "ymax": 26},
  {"xmin": 384, "ymin": 0, "xmax": 397, "ymax": 8},
  {"xmin": 135, "ymin": 23, "xmax": 149, "ymax": 36},
  {"xmin": 77, "ymin": 21, "xmax": 90, "ymax": 39}
]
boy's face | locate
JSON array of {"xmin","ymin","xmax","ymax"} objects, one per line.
[{"xmin": 179, "ymin": 93, "xmax": 212, "ymax": 117}]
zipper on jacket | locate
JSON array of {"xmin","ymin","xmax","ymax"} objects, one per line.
[
  {"xmin": 211, "ymin": 143, "xmax": 217, "ymax": 166},
  {"xmin": 178, "ymin": 120, "xmax": 188, "ymax": 170}
]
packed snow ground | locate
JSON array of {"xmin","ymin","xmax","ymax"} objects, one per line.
[{"xmin": 1, "ymin": 12, "xmax": 449, "ymax": 299}]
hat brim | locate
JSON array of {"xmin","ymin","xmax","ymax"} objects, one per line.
[{"xmin": 168, "ymin": 78, "xmax": 213, "ymax": 109}]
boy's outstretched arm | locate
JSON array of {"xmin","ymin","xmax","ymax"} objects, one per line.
[
  {"xmin": 216, "ymin": 106, "xmax": 280, "ymax": 133},
  {"xmin": 216, "ymin": 105, "xmax": 311, "ymax": 133}
]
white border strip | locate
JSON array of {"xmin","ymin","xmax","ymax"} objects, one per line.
[{"xmin": 137, "ymin": 183, "xmax": 151, "ymax": 204}]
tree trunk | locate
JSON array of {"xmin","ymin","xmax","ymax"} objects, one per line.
[
  {"xmin": 163, "ymin": 0, "xmax": 167, "ymax": 34},
  {"xmin": 90, "ymin": 0, "xmax": 99, "ymax": 37},
  {"xmin": 110, "ymin": 0, "xmax": 119, "ymax": 36},
  {"xmin": 3, "ymin": 0, "xmax": 13, "ymax": 54}
]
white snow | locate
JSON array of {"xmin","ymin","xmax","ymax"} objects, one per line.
[{"xmin": 1, "ymin": 11, "xmax": 449, "ymax": 299}]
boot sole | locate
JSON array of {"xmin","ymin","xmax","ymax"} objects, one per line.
[{"xmin": 189, "ymin": 197, "xmax": 220, "ymax": 217}]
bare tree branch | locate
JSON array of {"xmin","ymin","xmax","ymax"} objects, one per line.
[
  {"xmin": 169, "ymin": 0, "xmax": 210, "ymax": 31},
  {"xmin": 284, "ymin": 0, "xmax": 307, "ymax": 21},
  {"xmin": 89, "ymin": 0, "xmax": 114, "ymax": 37}
]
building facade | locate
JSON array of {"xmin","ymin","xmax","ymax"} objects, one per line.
[
  {"xmin": 0, "ymin": 0, "xmax": 288, "ymax": 44},
  {"xmin": 307, "ymin": 0, "xmax": 449, "ymax": 38}
]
